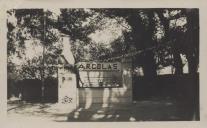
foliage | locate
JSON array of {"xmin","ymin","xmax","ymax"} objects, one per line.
[
  {"xmin": 7, "ymin": 8, "xmax": 199, "ymax": 81},
  {"xmin": 94, "ymin": 9, "xmax": 199, "ymax": 75},
  {"xmin": 7, "ymin": 9, "xmax": 62, "ymax": 80}
]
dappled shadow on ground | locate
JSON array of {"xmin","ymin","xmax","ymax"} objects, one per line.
[
  {"xmin": 7, "ymin": 101, "xmax": 74, "ymax": 121},
  {"xmin": 66, "ymin": 99, "xmax": 198, "ymax": 122},
  {"xmin": 7, "ymin": 98, "xmax": 199, "ymax": 122}
]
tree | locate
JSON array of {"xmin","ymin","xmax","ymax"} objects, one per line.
[
  {"xmin": 185, "ymin": 9, "xmax": 199, "ymax": 75},
  {"xmin": 7, "ymin": 9, "xmax": 63, "ymax": 80},
  {"xmin": 57, "ymin": 9, "xmax": 107, "ymax": 62},
  {"xmin": 8, "ymin": 8, "xmax": 199, "ymax": 81},
  {"xmin": 93, "ymin": 8, "xmax": 199, "ymax": 77},
  {"xmin": 92, "ymin": 9, "xmax": 160, "ymax": 78},
  {"xmin": 156, "ymin": 9, "xmax": 199, "ymax": 75}
]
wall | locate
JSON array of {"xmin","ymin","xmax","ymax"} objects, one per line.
[
  {"xmin": 58, "ymin": 67, "xmax": 77, "ymax": 109},
  {"xmin": 77, "ymin": 59, "xmax": 132, "ymax": 108}
]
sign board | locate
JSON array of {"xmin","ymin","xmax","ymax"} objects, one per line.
[{"xmin": 77, "ymin": 62, "xmax": 122, "ymax": 87}]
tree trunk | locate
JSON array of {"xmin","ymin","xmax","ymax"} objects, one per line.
[
  {"xmin": 172, "ymin": 47, "xmax": 183, "ymax": 75},
  {"xmin": 142, "ymin": 50, "xmax": 157, "ymax": 78},
  {"xmin": 187, "ymin": 53, "xmax": 198, "ymax": 75},
  {"xmin": 157, "ymin": 10, "xmax": 184, "ymax": 75},
  {"xmin": 185, "ymin": 9, "xmax": 199, "ymax": 75}
]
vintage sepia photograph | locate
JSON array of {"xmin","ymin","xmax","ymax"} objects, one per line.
[{"xmin": 7, "ymin": 8, "xmax": 199, "ymax": 122}]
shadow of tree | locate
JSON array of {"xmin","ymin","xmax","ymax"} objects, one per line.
[
  {"xmin": 7, "ymin": 98, "xmax": 199, "ymax": 122},
  {"xmin": 65, "ymin": 99, "xmax": 195, "ymax": 122}
]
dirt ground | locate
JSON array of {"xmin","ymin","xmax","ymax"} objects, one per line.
[{"xmin": 7, "ymin": 98, "xmax": 199, "ymax": 122}]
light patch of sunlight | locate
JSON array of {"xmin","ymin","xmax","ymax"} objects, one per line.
[
  {"xmin": 102, "ymin": 103, "xmax": 109, "ymax": 108},
  {"xmin": 115, "ymin": 115, "xmax": 120, "ymax": 118},
  {"xmin": 166, "ymin": 102, "xmax": 173, "ymax": 106},
  {"xmin": 88, "ymin": 18, "xmax": 127, "ymax": 47},
  {"xmin": 74, "ymin": 111, "xmax": 80, "ymax": 119},
  {"xmin": 157, "ymin": 54, "xmax": 189, "ymax": 75},
  {"xmin": 9, "ymin": 54, "xmax": 22, "ymax": 65},
  {"xmin": 183, "ymin": 64, "xmax": 189, "ymax": 74},
  {"xmin": 102, "ymin": 88, "xmax": 110, "ymax": 107},
  {"xmin": 7, "ymin": 11, "xmax": 17, "ymax": 26},
  {"xmin": 176, "ymin": 17, "xmax": 187, "ymax": 26},
  {"xmin": 97, "ymin": 110, "xmax": 105, "ymax": 113},
  {"xmin": 51, "ymin": 103, "xmax": 76, "ymax": 113},
  {"xmin": 84, "ymin": 88, "xmax": 92, "ymax": 109},
  {"xmin": 77, "ymin": 108, "xmax": 83, "ymax": 112},
  {"xmin": 163, "ymin": 10, "xmax": 170, "ymax": 18},
  {"xmin": 56, "ymin": 117, "xmax": 68, "ymax": 122},
  {"xmin": 134, "ymin": 67, "xmax": 144, "ymax": 76},
  {"xmin": 157, "ymin": 65, "xmax": 174, "ymax": 75},
  {"xmin": 24, "ymin": 40, "xmax": 43, "ymax": 60},
  {"xmin": 181, "ymin": 54, "xmax": 189, "ymax": 74},
  {"xmin": 110, "ymin": 97, "xmax": 119, "ymax": 103},
  {"xmin": 107, "ymin": 115, "xmax": 113, "ymax": 119},
  {"xmin": 123, "ymin": 67, "xmax": 131, "ymax": 76},
  {"xmin": 10, "ymin": 39, "xmax": 43, "ymax": 65},
  {"xmin": 83, "ymin": 8, "xmax": 91, "ymax": 13},
  {"xmin": 92, "ymin": 113, "xmax": 105, "ymax": 120},
  {"xmin": 81, "ymin": 10, "xmax": 95, "ymax": 27},
  {"xmin": 123, "ymin": 68, "xmax": 129, "ymax": 75},
  {"xmin": 170, "ymin": 10, "xmax": 181, "ymax": 17},
  {"xmin": 9, "ymin": 95, "xmax": 21, "ymax": 101},
  {"xmin": 170, "ymin": 17, "xmax": 187, "ymax": 28},
  {"xmin": 129, "ymin": 117, "xmax": 136, "ymax": 121},
  {"xmin": 62, "ymin": 36, "xmax": 75, "ymax": 64},
  {"xmin": 47, "ymin": 8, "xmax": 61, "ymax": 20},
  {"xmin": 122, "ymin": 68, "xmax": 132, "ymax": 88}
]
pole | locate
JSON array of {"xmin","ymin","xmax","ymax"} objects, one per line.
[{"xmin": 41, "ymin": 9, "xmax": 46, "ymax": 103}]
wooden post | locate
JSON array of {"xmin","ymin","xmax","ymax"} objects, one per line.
[{"xmin": 41, "ymin": 9, "xmax": 46, "ymax": 102}]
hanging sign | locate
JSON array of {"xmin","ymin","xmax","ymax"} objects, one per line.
[{"xmin": 77, "ymin": 62, "xmax": 122, "ymax": 87}]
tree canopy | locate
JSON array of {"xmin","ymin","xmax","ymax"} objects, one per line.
[{"xmin": 7, "ymin": 8, "xmax": 199, "ymax": 81}]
